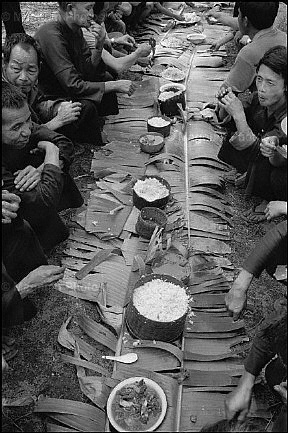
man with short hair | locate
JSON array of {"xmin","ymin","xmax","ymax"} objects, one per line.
[
  {"xmin": 2, "ymin": 32, "xmax": 83, "ymax": 138},
  {"xmin": 2, "ymin": 82, "xmax": 83, "ymax": 253},
  {"xmin": 221, "ymin": 2, "xmax": 286, "ymax": 93},
  {"xmin": 35, "ymin": 2, "xmax": 135, "ymax": 147}
]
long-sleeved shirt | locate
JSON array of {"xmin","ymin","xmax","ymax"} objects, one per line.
[
  {"xmin": 245, "ymin": 311, "xmax": 287, "ymax": 377},
  {"xmin": 223, "ymin": 26, "xmax": 286, "ymax": 93},
  {"xmin": 243, "ymin": 220, "xmax": 287, "ymax": 278},
  {"xmin": 34, "ymin": 17, "xmax": 107, "ymax": 103},
  {"xmin": 227, "ymin": 92, "xmax": 287, "ymax": 150},
  {"xmin": 2, "ymin": 124, "xmax": 83, "ymax": 251}
]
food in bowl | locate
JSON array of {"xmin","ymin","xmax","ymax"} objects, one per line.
[
  {"xmin": 133, "ymin": 279, "xmax": 189, "ymax": 322},
  {"xmin": 161, "ymin": 36, "xmax": 184, "ymax": 49},
  {"xmin": 158, "ymin": 85, "xmax": 184, "ymax": 102},
  {"xmin": 108, "ymin": 377, "xmax": 166, "ymax": 432},
  {"xmin": 133, "ymin": 178, "xmax": 169, "ymax": 202},
  {"xmin": 147, "ymin": 117, "xmax": 170, "ymax": 128},
  {"xmin": 161, "ymin": 67, "xmax": 185, "ymax": 82},
  {"xmin": 139, "ymin": 134, "xmax": 163, "ymax": 147}
]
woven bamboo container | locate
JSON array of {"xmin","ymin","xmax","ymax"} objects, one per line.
[
  {"xmin": 135, "ymin": 207, "xmax": 167, "ymax": 239},
  {"xmin": 125, "ymin": 274, "xmax": 188, "ymax": 343}
]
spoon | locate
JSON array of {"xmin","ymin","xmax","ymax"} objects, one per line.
[{"xmin": 102, "ymin": 353, "xmax": 138, "ymax": 364}]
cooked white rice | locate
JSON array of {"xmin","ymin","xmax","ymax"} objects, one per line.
[
  {"xmin": 158, "ymin": 90, "xmax": 182, "ymax": 102},
  {"xmin": 148, "ymin": 117, "xmax": 170, "ymax": 127},
  {"xmin": 134, "ymin": 178, "xmax": 169, "ymax": 202},
  {"xmin": 133, "ymin": 279, "xmax": 189, "ymax": 322}
]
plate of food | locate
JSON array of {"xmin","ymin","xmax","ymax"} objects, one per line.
[
  {"xmin": 177, "ymin": 12, "xmax": 202, "ymax": 24},
  {"xmin": 161, "ymin": 67, "xmax": 186, "ymax": 82},
  {"xmin": 160, "ymin": 36, "xmax": 185, "ymax": 49},
  {"xmin": 107, "ymin": 377, "xmax": 167, "ymax": 432}
]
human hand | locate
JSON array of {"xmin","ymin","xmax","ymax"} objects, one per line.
[
  {"xmin": 225, "ymin": 270, "xmax": 253, "ymax": 321},
  {"xmin": 2, "ymin": 354, "xmax": 9, "ymax": 372},
  {"xmin": 210, "ymin": 39, "xmax": 222, "ymax": 51},
  {"xmin": 90, "ymin": 21, "xmax": 106, "ymax": 46},
  {"xmin": 260, "ymin": 136, "xmax": 278, "ymax": 158},
  {"xmin": 2, "ymin": 190, "xmax": 21, "ymax": 224},
  {"xmin": 115, "ymin": 34, "xmax": 136, "ymax": 48},
  {"xmin": 56, "ymin": 101, "xmax": 82, "ymax": 126},
  {"xmin": 225, "ymin": 372, "xmax": 255, "ymax": 421},
  {"xmin": 13, "ymin": 165, "xmax": 41, "ymax": 192},
  {"xmin": 217, "ymin": 88, "xmax": 243, "ymax": 118},
  {"xmin": 115, "ymin": 80, "xmax": 136, "ymax": 96},
  {"xmin": 136, "ymin": 43, "xmax": 152, "ymax": 57},
  {"xmin": 264, "ymin": 201, "xmax": 287, "ymax": 221},
  {"xmin": 16, "ymin": 265, "xmax": 65, "ymax": 298},
  {"xmin": 37, "ymin": 141, "xmax": 59, "ymax": 153},
  {"xmin": 274, "ymin": 381, "xmax": 287, "ymax": 404}
]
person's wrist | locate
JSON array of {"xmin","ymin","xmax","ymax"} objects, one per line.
[{"xmin": 240, "ymin": 371, "xmax": 256, "ymax": 390}]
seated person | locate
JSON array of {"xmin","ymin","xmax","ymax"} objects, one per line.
[
  {"xmin": 217, "ymin": 46, "xmax": 287, "ymax": 205},
  {"xmin": 225, "ymin": 311, "xmax": 287, "ymax": 432},
  {"xmin": 2, "ymin": 188, "xmax": 64, "ymax": 365},
  {"xmin": 82, "ymin": 2, "xmax": 152, "ymax": 73},
  {"xmin": 2, "ymin": 82, "xmax": 83, "ymax": 253},
  {"xmin": 216, "ymin": 2, "xmax": 286, "ymax": 94},
  {"xmin": 2, "ymin": 33, "xmax": 83, "ymax": 141},
  {"xmin": 225, "ymin": 219, "xmax": 287, "ymax": 320},
  {"xmin": 105, "ymin": 2, "xmax": 132, "ymax": 34},
  {"xmin": 136, "ymin": 2, "xmax": 185, "ymax": 26},
  {"xmin": 34, "ymin": 2, "xmax": 135, "ymax": 147},
  {"xmin": 124, "ymin": 1, "xmax": 184, "ymax": 31},
  {"xmin": 2, "ymin": 262, "xmax": 64, "ymax": 368}
]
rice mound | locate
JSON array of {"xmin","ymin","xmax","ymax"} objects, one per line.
[
  {"xmin": 133, "ymin": 279, "xmax": 189, "ymax": 322},
  {"xmin": 133, "ymin": 178, "xmax": 169, "ymax": 202}
]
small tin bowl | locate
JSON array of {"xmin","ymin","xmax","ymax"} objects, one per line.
[
  {"xmin": 147, "ymin": 115, "xmax": 171, "ymax": 138},
  {"xmin": 133, "ymin": 175, "xmax": 171, "ymax": 210},
  {"xmin": 139, "ymin": 132, "xmax": 165, "ymax": 154},
  {"xmin": 135, "ymin": 206, "xmax": 167, "ymax": 239}
]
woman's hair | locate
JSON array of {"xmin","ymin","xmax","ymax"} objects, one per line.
[
  {"xmin": 256, "ymin": 46, "xmax": 287, "ymax": 88},
  {"xmin": 2, "ymin": 82, "xmax": 26, "ymax": 111},
  {"xmin": 200, "ymin": 418, "xmax": 268, "ymax": 432},
  {"xmin": 3, "ymin": 33, "xmax": 42, "ymax": 67}
]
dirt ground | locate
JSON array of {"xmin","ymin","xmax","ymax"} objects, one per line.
[{"xmin": 2, "ymin": 3, "xmax": 286, "ymax": 432}]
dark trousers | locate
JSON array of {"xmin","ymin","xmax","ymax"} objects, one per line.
[
  {"xmin": 218, "ymin": 140, "xmax": 287, "ymax": 201},
  {"xmin": 58, "ymin": 93, "xmax": 119, "ymax": 146},
  {"xmin": 2, "ymin": 218, "xmax": 47, "ymax": 284},
  {"xmin": 2, "ymin": 2, "xmax": 25, "ymax": 36}
]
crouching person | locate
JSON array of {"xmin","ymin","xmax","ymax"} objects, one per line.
[
  {"xmin": 2, "ymin": 82, "xmax": 83, "ymax": 253},
  {"xmin": 2, "ymin": 188, "xmax": 65, "ymax": 368}
]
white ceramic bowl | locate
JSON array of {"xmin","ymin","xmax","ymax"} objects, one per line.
[
  {"xmin": 107, "ymin": 376, "xmax": 167, "ymax": 432},
  {"xmin": 187, "ymin": 33, "xmax": 206, "ymax": 44}
]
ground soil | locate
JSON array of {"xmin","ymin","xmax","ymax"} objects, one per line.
[{"xmin": 2, "ymin": 3, "xmax": 286, "ymax": 432}]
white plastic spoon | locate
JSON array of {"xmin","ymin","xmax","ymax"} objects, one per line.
[{"xmin": 102, "ymin": 353, "xmax": 138, "ymax": 364}]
